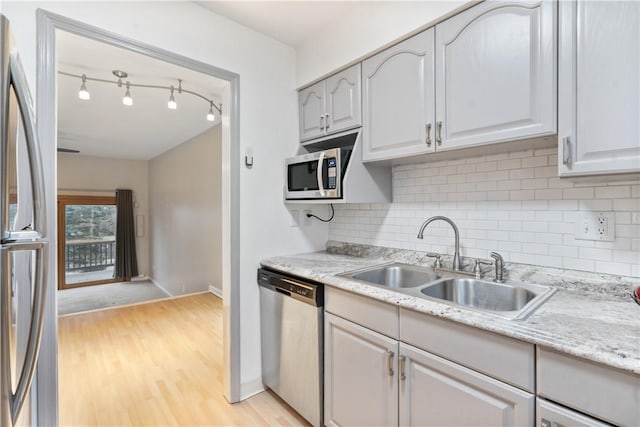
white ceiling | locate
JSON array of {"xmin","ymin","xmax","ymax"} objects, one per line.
[
  {"xmin": 195, "ymin": 1, "xmax": 368, "ymax": 48},
  {"xmin": 56, "ymin": 30, "xmax": 228, "ymax": 160},
  {"xmin": 57, "ymin": 2, "xmax": 417, "ymax": 159}
]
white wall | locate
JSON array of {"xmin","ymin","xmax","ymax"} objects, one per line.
[
  {"xmin": 57, "ymin": 154, "xmax": 150, "ymax": 277},
  {"xmin": 4, "ymin": 0, "xmax": 329, "ymax": 399},
  {"xmin": 329, "ymin": 147, "xmax": 640, "ymax": 278},
  {"xmin": 148, "ymin": 126, "xmax": 222, "ymax": 296},
  {"xmin": 296, "ymin": 1, "xmax": 466, "ymax": 86}
]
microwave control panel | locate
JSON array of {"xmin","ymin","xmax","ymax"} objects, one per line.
[{"xmin": 327, "ymin": 158, "xmax": 337, "ymax": 189}]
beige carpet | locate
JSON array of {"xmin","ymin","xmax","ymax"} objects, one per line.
[{"xmin": 58, "ymin": 280, "xmax": 170, "ymax": 316}]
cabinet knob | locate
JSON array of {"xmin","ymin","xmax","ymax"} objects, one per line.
[
  {"xmin": 320, "ymin": 115, "xmax": 325, "ymax": 131},
  {"xmin": 425, "ymin": 123, "xmax": 432, "ymax": 146},
  {"xmin": 436, "ymin": 121, "xmax": 443, "ymax": 145},
  {"xmin": 325, "ymin": 113, "xmax": 330, "ymax": 130}
]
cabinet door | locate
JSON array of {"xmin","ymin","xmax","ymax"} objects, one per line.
[
  {"xmin": 325, "ymin": 63, "xmax": 361, "ymax": 135},
  {"xmin": 299, "ymin": 80, "xmax": 326, "ymax": 141},
  {"xmin": 324, "ymin": 313, "xmax": 398, "ymax": 427},
  {"xmin": 435, "ymin": 0, "xmax": 556, "ymax": 150},
  {"xmin": 399, "ymin": 343, "xmax": 534, "ymax": 427},
  {"xmin": 558, "ymin": 0, "xmax": 640, "ymax": 176},
  {"xmin": 362, "ymin": 29, "xmax": 436, "ymax": 162},
  {"xmin": 537, "ymin": 398, "xmax": 609, "ymax": 427}
]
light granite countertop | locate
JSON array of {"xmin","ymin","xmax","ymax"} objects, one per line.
[{"xmin": 261, "ymin": 246, "xmax": 640, "ymax": 375}]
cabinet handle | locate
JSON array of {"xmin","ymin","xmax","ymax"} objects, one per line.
[
  {"xmin": 399, "ymin": 355, "xmax": 406, "ymax": 381},
  {"xmin": 436, "ymin": 121, "xmax": 443, "ymax": 145},
  {"xmin": 425, "ymin": 123, "xmax": 432, "ymax": 146},
  {"xmin": 387, "ymin": 350, "xmax": 395, "ymax": 376},
  {"xmin": 325, "ymin": 113, "xmax": 330, "ymax": 130},
  {"xmin": 320, "ymin": 115, "xmax": 325, "ymax": 131},
  {"xmin": 540, "ymin": 418, "xmax": 562, "ymax": 427},
  {"xmin": 562, "ymin": 136, "xmax": 572, "ymax": 165}
]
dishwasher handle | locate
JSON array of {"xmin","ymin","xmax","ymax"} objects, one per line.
[{"xmin": 274, "ymin": 287, "xmax": 291, "ymax": 297}]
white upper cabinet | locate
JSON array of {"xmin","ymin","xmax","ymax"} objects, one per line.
[
  {"xmin": 325, "ymin": 66, "xmax": 361, "ymax": 135},
  {"xmin": 299, "ymin": 64, "xmax": 361, "ymax": 142},
  {"xmin": 362, "ymin": 29, "xmax": 436, "ymax": 162},
  {"xmin": 299, "ymin": 81, "xmax": 325, "ymax": 141},
  {"xmin": 434, "ymin": 0, "xmax": 557, "ymax": 151},
  {"xmin": 558, "ymin": 0, "xmax": 640, "ymax": 176}
]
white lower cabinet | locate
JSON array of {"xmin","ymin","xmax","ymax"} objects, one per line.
[
  {"xmin": 324, "ymin": 312, "xmax": 398, "ymax": 427},
  {"xmin": 324, "ymin": 302, "xmax": 534, "ymax": 426},
  {"xmin": 399, "ymin": 343, "xmax": 534, "ymax": 427}
]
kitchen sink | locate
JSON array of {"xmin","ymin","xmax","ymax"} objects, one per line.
[
  {"xmin": 417, "ymin": 278, "xmax": 555, "ymax": 320},
  {"xmin": 340, "ymin": 262, "xmax": 555, "ymax": 320},
  {"xmin": 341, "ymin": 262, "xmax": 441, "ymax": 289}
]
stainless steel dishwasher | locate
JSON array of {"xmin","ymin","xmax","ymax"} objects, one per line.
[{"xmin": 258, "ymin": 268, "xmax": 323, "ymax": 427}]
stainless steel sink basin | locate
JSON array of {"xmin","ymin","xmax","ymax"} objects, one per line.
[
  {"xmin": 341, "ymin": 263, "xmax": 440, "ymax": 289},
  {"xmin": 417, "ymin": 277, "xmax": 555, "ymax": 320}
]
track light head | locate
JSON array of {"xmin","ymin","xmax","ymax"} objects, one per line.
[
  {"xmin": 168, "ymin": 86, "xmax": 177, "ymax": 110},
  {"xmin": 78, "ymin": 74, "xmax": 90, "ymax": 100},
  {"xmin": 123, "ymin": 82, "xmax": 133, "ymax": 106},
  {"xmin": 206, "ymin": 102, "xmax": 215, "ymax": 122}
]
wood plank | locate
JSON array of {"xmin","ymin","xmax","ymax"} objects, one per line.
[{"xmin": 59, "ymin": 293, "xmax": 310, "ymax": 426}]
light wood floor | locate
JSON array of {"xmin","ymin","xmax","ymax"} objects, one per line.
[{"xmin": 59, "ymin": 293, "xmax": 310, "ymax": 427}]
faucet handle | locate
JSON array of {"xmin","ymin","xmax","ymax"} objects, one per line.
[
  {"xmin": 426, "ymin": 253, "xmax": 442, "ymax": 269},
  {"xmin": 473, "ymin": 259, "xmax": 493, "ymax": 279},
  {"xmin": 490, "ymin": 252, "xmax": 505, "ymax": 283}
]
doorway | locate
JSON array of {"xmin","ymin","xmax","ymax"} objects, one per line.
[
  {"xmin": 57, "ymin": 195, "xmax": 118, "ymax": 289},
  {"xmin": 36, "ymin": 10, "xmax": 241, "ymax": 425}
]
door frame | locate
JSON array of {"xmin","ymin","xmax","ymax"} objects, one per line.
[
  {"xmin": 36, "ymin": 10, "xmax": 242, "ymax": 426},
  {"xmin": 57, "ymin": 195, "xmax": 118, "ymax": 290}
]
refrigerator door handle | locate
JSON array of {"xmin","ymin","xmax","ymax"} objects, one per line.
[
  {"xmin": 1, "ymin": 242, "xmax": 48, "ymax": 425},
  {"xmin": 9, "ymin": 49, "xmax": 47, "ymax": 238}
]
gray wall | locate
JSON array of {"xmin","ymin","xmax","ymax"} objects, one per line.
[{"xmin": 148, "ymin": 125, "xmax": 222, "ymax": 295}]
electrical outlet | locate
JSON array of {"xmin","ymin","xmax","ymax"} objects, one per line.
[
  {"xmin": 304, "ymin": 210, "xmax": 312, "ymax": 226},
  {"xmin": 575, "ymin": 212, "xmax": 615, "ymax": 241},
  {"xmin": 290, "ymin": 210, "xmax": 299, "ymax": 227}
]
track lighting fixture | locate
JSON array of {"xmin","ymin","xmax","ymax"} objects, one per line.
[
  {"xmin": 61, "ymin": 69, "xmax": 222, "ymax": 121},
  {"xmin": 78, "ymin": 74, "xmax": 90, "ymax": 100},
  {"xmin": 123, "ymin": 82, "xmax": 133, "ymax": 106},
  {"xmin": 168, "ymin": 86, "xmax": 177, "ymax": 110}
]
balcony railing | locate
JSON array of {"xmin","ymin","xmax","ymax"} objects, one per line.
[{"xmin": 65, "ymin": 239, "xmax": 116, "ymax": 272}]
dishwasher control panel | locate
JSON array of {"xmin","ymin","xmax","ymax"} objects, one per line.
[{"xmin": 257, "ymin": 268, "xmax": 323, "ymax": 307}]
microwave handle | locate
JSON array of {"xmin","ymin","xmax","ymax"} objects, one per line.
[{"xmin": 316, "ymin": 151, "xmax": 325, "ymax": 196}]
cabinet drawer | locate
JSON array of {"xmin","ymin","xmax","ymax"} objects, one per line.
[
  {"xmin": 537, "ymin": 348, "xmax": 640, "ymax": 427},
  {"xmin": 325, "ymin": 287, "xmax": 398, "ymax": 338},
  {"xmin": 537, "ymin": 398, "xmax": 609, "ymax": 427},
  {"xmin": 400, "ymin": 308, "xmax": 534, "ymax": 391}
]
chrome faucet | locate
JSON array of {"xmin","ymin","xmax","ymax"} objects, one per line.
[
  {"xmin": 490, "ymin": 252, "xmax": 505, "ymax": 283},
  {"xmin": 417, "ymin": 216, "xmax": 461, "ymax": 271}
]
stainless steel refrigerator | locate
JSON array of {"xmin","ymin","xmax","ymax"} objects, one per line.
[{"xmin": 0, "ymin": 13, "xmax": 49, "ymax": 427}]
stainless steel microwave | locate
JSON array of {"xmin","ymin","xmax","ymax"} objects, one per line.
[{"xmin": 285, "ymin": 148, "xmax": 351, "ymax": 200}]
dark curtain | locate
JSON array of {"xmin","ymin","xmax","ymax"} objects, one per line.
[{"xmin": 114, "ymin": 189, "xmax": 138, "ymax": 280}]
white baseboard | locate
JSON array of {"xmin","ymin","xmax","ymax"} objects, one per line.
[
  {"xmin": 208, "ymin": 285, "xmax": 223, "ymax": 298},
  {"xmin": 131, "ymin": 275, "xmax": 150, "ymax": 282},
  {"xmin": 149, "ymin": 278, "xmax": 173, "ymax": 297},
  {"xmin": 240, "ymin": 378, "xmax": 265, "ymax": 400}
]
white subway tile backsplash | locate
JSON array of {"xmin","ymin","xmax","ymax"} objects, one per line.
[
  {"xmin": 329, "ymin": 147, "xmax": 640, "ymax": 277},
  {"xmin": 521, "ymin": 156, "xmax": 548, "ymax": 168},
  {"xmin": 563, "ymin": 188, "xmax": 594, "ymax": 199},
  {"xmin": 596, "ymin": 186, "xmax": 630, "ymax": 199}
]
